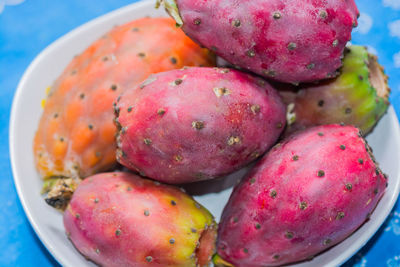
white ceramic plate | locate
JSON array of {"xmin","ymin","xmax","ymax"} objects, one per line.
[{"xmin": 9, "ymin": 1, "xmax": 400, "ymax": 266}]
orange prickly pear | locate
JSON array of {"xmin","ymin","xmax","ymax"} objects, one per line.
[{"xmin": 33, "ymin": 17, "xmax": 215, "ymax": 208}]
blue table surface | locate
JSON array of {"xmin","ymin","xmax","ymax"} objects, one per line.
[{"xmin": 1, "ymin": 0, "xmax": 399, "ymax": 266}]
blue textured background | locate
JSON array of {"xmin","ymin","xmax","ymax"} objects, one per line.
[{"xmin": 1, "ymin": 0, "xmax": 399, "ymax": 266}]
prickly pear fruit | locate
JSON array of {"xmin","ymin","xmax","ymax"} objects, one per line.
[
  {"xmin": 217, "ymin": 125, "xmax": 387, "ymax": 267},
  {"xmin": 158, "ymin": 0, "xmax": 359, "ymax": 84},
  {"xmin": 33, "ymin": 17, "xmax": 216, "ymax": 199},
  {"xmin": 281, "ymin": 45, "xmax": 390, "ymax": 136},
  {"xmin": 115, "ymin": 67, "xmax": 286, "ymax": 184},
  {"xmin": 64, "ymin": 172, "xmax": 217, "ymax": 267}
]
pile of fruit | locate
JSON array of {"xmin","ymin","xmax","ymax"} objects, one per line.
[{"xmin": 33, "ymin": 0, "xmax": 391, "ymax": 266}]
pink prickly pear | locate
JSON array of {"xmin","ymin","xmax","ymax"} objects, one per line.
[
  {"xmin": 216, "ymin": 124, "xmax": 387, "ymax": 266},
  {"xmin": 115, "ymin": 67, "xmax": 286, "ymax": 184},
  {"xmin": 158, "ymin": 0, "xmax": 359, "ymax": 84}
]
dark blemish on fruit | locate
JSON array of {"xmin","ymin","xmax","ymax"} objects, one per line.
[
  {"xmin": 232, "ymin": 19, "xmax": 241, "ymax": 27},
  {"xmin": 345, "ymin": 183, "xmax": 353, "ymax": 191},
  {"xmin": 144, "ymin": 139, "xmax": 152, "ymax": 145},
  {"xmin": 192, "ymin": 121, "xmax": 205, "ymax": 130},
  {"xmin": 251, "ymin": 104, "xmax": 261, "ymax": 114},
  {"xmin": 273, "ymin": 11, "xmax": 282, "ymax": 19},
  {"xmin": 193, "ymin": 18, "xmax": 201, "ymax": 25},
  {"xmin": 213, "ymin": 87, "xmax": 231, "ymax": 97},
  {"xmin": 320, "ymin": 10, "xmax": 328, "ymax": 19},
  {"xmin": 227, "ymin": 136, "xmax": 241, "ymax": 146},
  {"xmin": 247, "ymin": 49, "xmax": 255, "ymax": 57},
  {"xmin": 157, "ymin": 108, "xmax": 166, "ymax": 116},
  {"xmin": 174, "ymin": 79, "xmax": 183, "ymax": 85},
  {"xmin": 174, "ymin": 155, "xmax": 183, "ymax": 162},
  {"xmin": 285, "ymin": 231, "xmax": 294, "ymax": 239},
  {"xmin": 300, "ymin": 201, "xmax": 308, "ymax": 210},
  {"xmin": 115, "ymin": 229, "xmax": 122, "ymax": 236},
  {"xmin": 288, "ymin": 42, "xmax": 297, "ymax": 50},
  {"xmin": 336, "ymin": 212, "xmax": 345, "ymax": 220}
]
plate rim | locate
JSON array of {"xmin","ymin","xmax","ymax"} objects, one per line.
[
  {"xmin": 331, "ymin": 107, "xmax": 400, "ymax": 266},
  {"xmin": 9, "ymin": 1, "xmax": 155, "ymax": 266},
  {"xmin": 9, "ymin": 0, "xmax": 400, "ymax": 266}
]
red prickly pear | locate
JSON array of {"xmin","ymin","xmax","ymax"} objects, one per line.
[
  {"xmin": 64, "ymin": 172, "xmax": 217, "ymax": 267},
  {"xmin": 115, "ymin": 67, "xmax": 286, "ymax": 184},
  {"xmin": 217, "ymin": 125, "xmax": 387, "ymax": 266},
  {"xmin": 158, "ymin": 0, "xmax": 359, "ymax": 84}
]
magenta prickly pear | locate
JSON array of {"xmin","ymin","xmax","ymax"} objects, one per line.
[
  {"xmin": 64, "ymin": 172, "xmax": 217, "ymax": 267},
  {"xmin": 158, "ymin": 0, "xmax": 359, "ymax": 84},
  {"xmin": 216, "ymin": 125, "xmax": 387, "ymax": 266},
  {"xmin": 115, "ymin": 67, "xmax": 286, "ymax": 184}
]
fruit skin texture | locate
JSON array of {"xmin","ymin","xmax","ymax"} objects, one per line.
[
  {"xmin": 115, "ymin": 67, "xmax": 286, "ymax": 184},
  {"xmin": 159, "ymin": 0, "xmax": 359, "ymax": 83},
  {"xmin": 64, "ymin": 172, "xmax": 217, "ymax": 267},
  {"xmin": 281, "ymin": 45, "xmax": 390, "ymax": 136},
  {"xmin": 217, "ymin": 125, "xmax": 386, "ymax": 267},
  {"xmin": 33, "ymin": 17, "xmax": 215, "ymax": 183}
]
